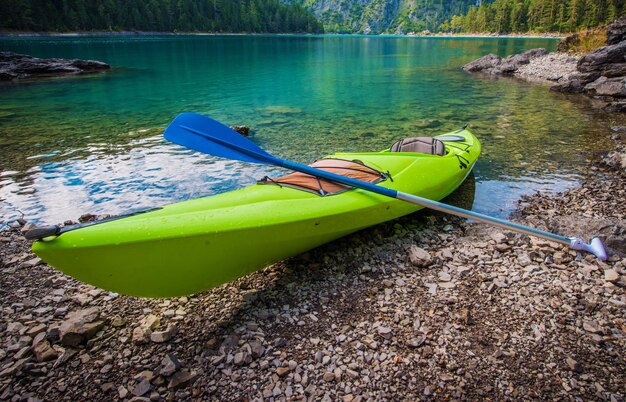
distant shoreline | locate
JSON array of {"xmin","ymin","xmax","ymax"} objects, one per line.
[{"xmin": 0, "ymin": 30, "xmax": 564, "ymax": 39}]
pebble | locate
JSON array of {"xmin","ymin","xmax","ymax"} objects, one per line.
[
  {"xmin": 150, "ymin": 324, "xmax": 178, "ymax": 343},
  {"xmin": 168, "ymin": 370, "xmax": 197, "ymax": 389},
  {"xmin": 58, "ymin": 307, "xmax": 105, "ymax": 346},
  {"xmin": 132, "ymin": 379, "xmax": 151, "ymax": 397},
  {"xmin": 323, "ymin": 371, "xmax": 335, "ymax": 382},
  {"xmin": 377, "ymin": 326, "xmax": 393, "ymax": 339},
  {"xmin": 161, "ymin": 353, "xmax": 181, "ymax": 377},
  {"xmin": 409, "ymin": 245, "xmax": 432, "ymax": 267},
  {"xmin": 604, "ymin": 269, "xmax": 619, "ymax": 283},
  {"xmin": 566, "ymin": 357, "xmax": 582, "ymax": 373}
]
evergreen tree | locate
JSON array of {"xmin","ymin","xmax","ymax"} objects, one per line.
[
  {"xmin": 0, "ymin": 0, "xmax": 324, "ymax": 33},
  {"xmin": 442, "ymin": 0, "xmax": 625, "ymax": 33}
]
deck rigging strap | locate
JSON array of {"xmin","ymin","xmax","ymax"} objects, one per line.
[{"xmin": 259, "ymin": 158, "xmax": 387, "ymax": 196}]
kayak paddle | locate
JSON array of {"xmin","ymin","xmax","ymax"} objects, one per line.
[{"xmin": 163, "ymin": 112, "xmax": 607, "ymax": 260}]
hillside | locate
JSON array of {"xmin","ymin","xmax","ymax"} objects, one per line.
[
  {"xmin": 0, "ymin": 0, "xmax": 324, "ymax": 34},
  {"xmin": 282, "ymin": 0, "xmax": 482, "ymax": 33},
  {"xmin": 445, "ymin": 0, "xmax": 625, "ymax": 33}
]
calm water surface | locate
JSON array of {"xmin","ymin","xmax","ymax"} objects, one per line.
[{"xmin": 0, "ymin": 35, "xmax": 621, "ymax": 224}]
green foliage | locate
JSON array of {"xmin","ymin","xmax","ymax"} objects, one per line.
[
  {"xmin": 0, "ymin": 0, "xmax": 324, "ymax": 33},
  {"xmin": 443, "ymin": 0, "xmax": 625, "ymax": 33}
]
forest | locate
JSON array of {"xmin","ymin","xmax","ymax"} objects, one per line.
[
  {"xmin": 0, "ymin": 0, "xmax": 324, "ymax": 33},
  {"xmin": 441, "ymin": 0, "xmax": 625, "ymax": 33}
]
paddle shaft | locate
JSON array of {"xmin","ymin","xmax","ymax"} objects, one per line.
[{"xmin": 277, "ymin": 159, "xmax": 572, "ymax": 246}]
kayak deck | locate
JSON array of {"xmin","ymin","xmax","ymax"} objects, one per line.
[{"xmin": 33, "ymin": 129, "xmax": 481, "ymax": 297}]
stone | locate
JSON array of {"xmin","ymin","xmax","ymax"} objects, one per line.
[
  {"xmin": 409, "ymin": 245, "xmax": 432, "ymax": 267},
  {"xmin": 249, "ymin": 340, "xmax": 265, "ymax": 358},
  {"xmin": 407, "ymin": 337, "xmax": 425, "ymax": 348},
  {"xmin": 132, "ymin": 379, "xmax": 151, "ymax": 397},
  {"xmin": 578, "ymin": 41, "xmax": 626, "ymax": 73},
  {"xmin": 566, "ymin": 357, "xmax": 582, "ymax": 373},
  {"xmin": 490, "ymin": 232, "xmax": 508, "ymax": 244},
  {"xmin": 604, "ymin": 269, "xmax": 620, "ymax": 283},
  {"xmin": 585, "ymin": 76, "xmax": 626, "ymax": 98},
  {"xmin": 21, "ymin": 257, "xmax": 43, "ymax": 268},
  {"xmin": 118, "ymin": 386, "xmax": 129, "ymax": 399},
  {"xmin": 463, "ymin": 54, "xmax": 502, "ymax": 73},
  {"xmin": 0, "ymin": 358, "xmax": 29, "ymax": 378},
  {"xmin": 26, "ymin": 324, "xmax": 46, "ymax": 337},
  {"xmin": 231, "ymin": 125, "xmax": 250, "ymax": 137},
  {"xmin": 53, "ymin": 348, "xmax": 77, "ymax": 368},
  {"xmin": 504, "ymin": 48, "xmax": 548, "ymax": 66},
  {"xmin": 150, "ymin": 324, "xmax": 178, "ymax": 343},
  {"xmin": 161, "ymin": 353, "xmax": 182, "ymax": 377},
  {"xmin": 132, "ymin": 314, "xmax": 160, "ymax": 344},
  {"xmin": 583, "ymin": 320, "xmax": 603, "ymax": 334},
  {"xmin": 7, "ymin": 322, "xmax": 25, "ymax": 333},
  {"xmin": 276, "ymin": 367, "xmax": 290, "ymax": 377},
  {"xmin": 438, "ymin": 271, "xmax": 451, "ymax": 282},
  {"xmin": 377, "ymin": 326, "xmax": 392, "ymax": 340},
  {"xmin": 167, "ymin": 370, "xmax": 197, "ymax": 389},
  {"xmin": 323, "ymin": 371, "xmax": 335, "ymax": 382},
  {"xmin": 32, "ymin": 340, "xmax": 60, "ymax": 362},
  {"xmin": 233, "ymin": 351, "xmax": 246, "ymax": 366},
  {"xmin": 463, "ymin": 49, "xmax": 548, "ymax": 75},
  {"xmin": 58, "ymin": 307, "xmax": 105, "ymax": 346},
  {"xmin": 607, "ymin": 16, "xmax": 626, "ymax": 45}
]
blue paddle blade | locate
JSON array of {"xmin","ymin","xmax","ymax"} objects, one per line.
[{"xmin": 163, "ymin": 112, "xmax": 276, "ymax": 165}]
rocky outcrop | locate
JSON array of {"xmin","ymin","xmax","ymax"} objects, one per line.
[
  {"xmin": 464, "ymin": 17, "xmax": 626, "ymax": 112},
  {"xmin": 0, "ymin": 51, "xmax": 110, "ymax": 81},
  {"xmin": 552, "ymin": 38, "xmax": 626, "ymax": 111},
  {"xmin": 462, "ymin": 48, "xmax": 550, "ymax": 75},
  {"xmin": 607, "ymin": 15, "xmax": 626, "ymax": 45}
]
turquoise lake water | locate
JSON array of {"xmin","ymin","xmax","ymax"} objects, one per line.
[{"xmin": 0, "ymin": 35, "xmax": 621, "ymax": 224}]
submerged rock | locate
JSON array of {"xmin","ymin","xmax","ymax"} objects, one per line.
[{"xmin": 0, "ymin": 51, "xmax": 110, "ymax": 81}]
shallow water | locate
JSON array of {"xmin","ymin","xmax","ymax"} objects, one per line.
[{"xmin": 0, "ymin": 35, "xmax": 621, "ymax": 224}]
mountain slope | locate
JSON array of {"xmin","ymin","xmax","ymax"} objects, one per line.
[{"xmin": 284, "ymin": 0, "xmax": 483, "ymax": 33}]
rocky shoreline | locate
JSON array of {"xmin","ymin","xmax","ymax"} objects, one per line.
[
  {"xmin": 463, "ymin": 16, "xmax": 626, "ymax": 113},
  {"xmin": 0, "ymin": 52, "xmax": 110, "ymax": 81},
  {"xmin": 1, "ymin": 140, "xmax": 625, "ymax": 400}
]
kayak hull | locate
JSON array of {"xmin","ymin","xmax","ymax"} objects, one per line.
[{"xmin": 33, "ymin": 129, "xmax": 481, "ymax": 297}]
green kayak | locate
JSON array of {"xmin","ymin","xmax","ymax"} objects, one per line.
[{"xmin": 32, "ymin": 129, "xmax": 480, "ymax": 297}]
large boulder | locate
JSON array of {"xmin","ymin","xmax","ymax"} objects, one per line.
[
  {"xmin": 607, "ymin": 15, "xmax": 626, "ymax": 45},
  {"xmin": 585, "ymin": 76, "xmax": 626, "ymax": 98},
  {"xmin": 578, "ymin": 41, "xmax": 626, "ymax": 73},
  {"xmin": 504, "ymin": 48, "xmax": 548, "ymax": 66},
  {"xmin": 463, "ymin": 54, "xmax": 501, "ymax": 73}
]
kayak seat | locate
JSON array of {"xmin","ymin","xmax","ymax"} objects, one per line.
[
  {"xmin": 260, "ymin": 158, "xmax": 387, "ymax": 196},
  {"xmin": 390, "ymin": 137, "xmax": 446, "ymax": 156}
]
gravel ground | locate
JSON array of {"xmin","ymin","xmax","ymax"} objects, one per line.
[
  {"xmin": 515, "ymin": 52, "xmax": 580, "ymax": 83},
  {"xmin": 1, "ymin": 148, "xmax": 625, "ymax": 401}
]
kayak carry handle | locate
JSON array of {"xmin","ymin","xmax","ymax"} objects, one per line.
[{"xmin": 24, "ymin": 225, "xmax": 60, "ymax": 240}]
